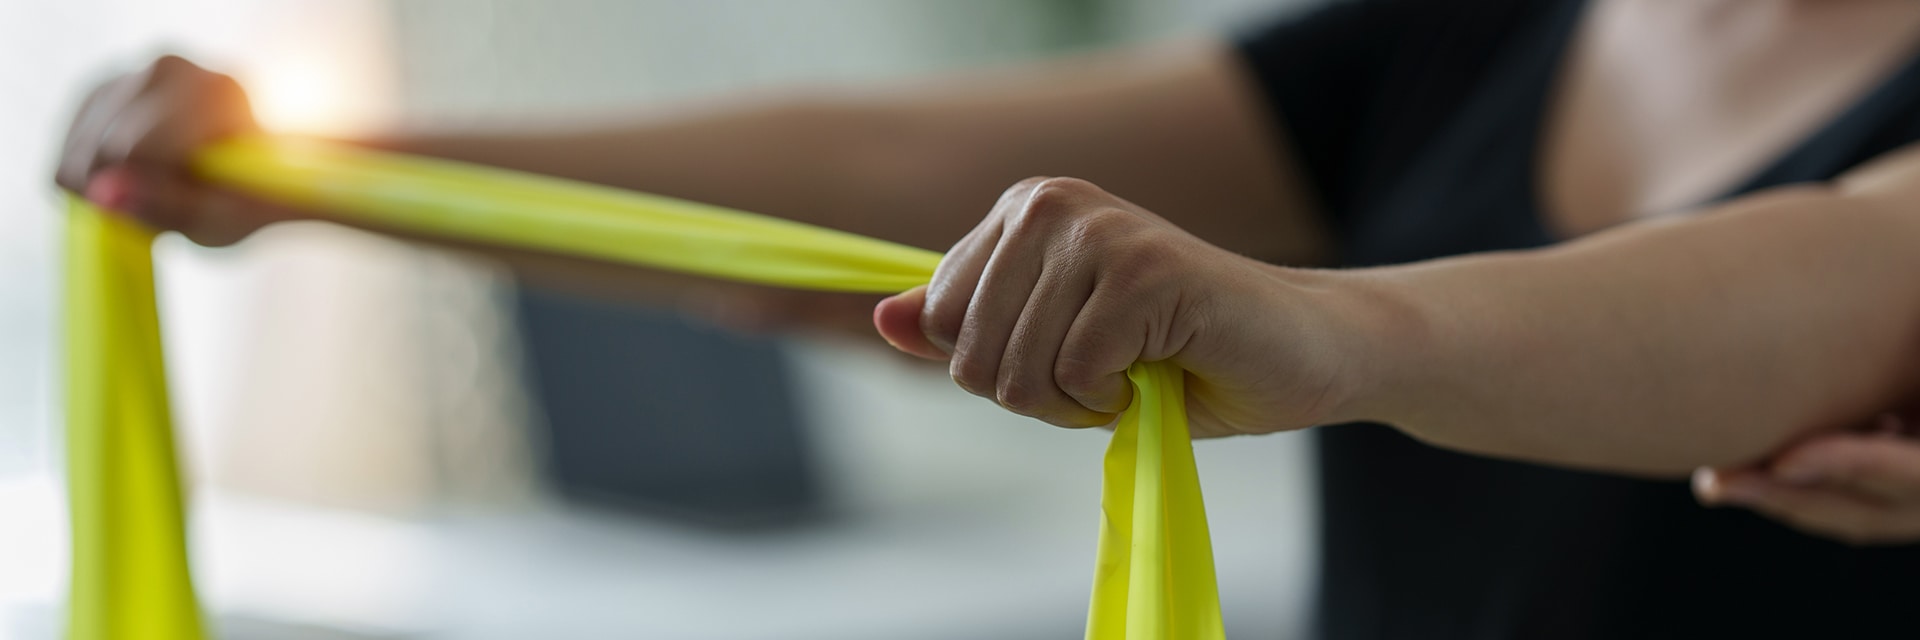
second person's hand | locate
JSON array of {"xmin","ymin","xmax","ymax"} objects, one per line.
[{"xmin": 1696, "ymin": 411, "xmax": 1920, "ymax": 546}]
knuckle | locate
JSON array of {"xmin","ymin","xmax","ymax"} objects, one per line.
[
  {"xmin": 1053, "ymin": 356, "xmax": 1102, "ymax": 397},
  {"xmin": 1061, "ymin": 207, "xmax": 1135, "ymax": 248},
  {"xmin": 199, "ymin": 71, "xmax": 249, "ymax": 107},
  {"xmin": 949, "ymin": 355, "xmax": 994, "ymax": 397},
  {"xmin": 994, "ymin": 177, "xmax": 1052, "ymax": 214},
  {"xmin": 140, "ymin": 58, "xmax": 177, "ymax": 88},
  {"xmin": 995, "ymin": 378, "xmax": 1046, "ymax": 415},
  {"xmin": 1006, "ymin": 177, "xmax": 1103, "ymax": 229},
  {"xmin": 139, "ymin": 56, "xmax": 223, "ymax": 98},
  {"xmin": 1004, "ymin": 176, "xmax": 1054, "ymax": 196},
  {"xmin": 145, "ymin": 55, "xmax": 196, "ymax": 81},
  {"xmin": 1024, "ymin": 177, "xmax": 1097, "ymax": 209}
]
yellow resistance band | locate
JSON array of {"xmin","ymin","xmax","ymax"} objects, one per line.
[{"xmin": 64, "ymin": 135, "xmax": 1222, "ymax": 639}]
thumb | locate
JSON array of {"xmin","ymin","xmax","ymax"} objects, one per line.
[
  {"xmin": 95, "ymin": 163, "xmax": 299, "ymax": 246},
  {"xmin": 874, "ymin": 285, "xmax": 947, "ymax": 360}
]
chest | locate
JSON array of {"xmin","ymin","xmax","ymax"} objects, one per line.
[{"xmin": 1540, "ymin": 0, "xmax": 1920, "ymax": 236}]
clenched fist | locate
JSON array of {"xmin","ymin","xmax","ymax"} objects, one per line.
[
  {"xmin": 874, "ymin": 177, "xmax": 1382, "ymax": 437},
  {"xmin": 56, "ymin": 55, "xmax": 293, "ymax": 245}
]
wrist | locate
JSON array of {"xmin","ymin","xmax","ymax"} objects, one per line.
[{"xmin": 1275, "ymin": 266, "xmax": 1438, "ymax": 428}]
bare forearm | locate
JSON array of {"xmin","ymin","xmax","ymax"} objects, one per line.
[
  {"xmin": 364, "ymin": 40, "xmax": 1324, "ymax": 262},
  {"xmin": 1333, "ymin": 171, "xmax": 1920, "ymax": 476},
  {"xmin": 367, "ymin": 98, "xmax": 978, "ymax": 251}
]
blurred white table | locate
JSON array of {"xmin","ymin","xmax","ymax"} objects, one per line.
[
  {"xmin": 1, "ymin": 345, "xmax": 1316, "ymax": 639},
  {"xmin": 0, "ymin": 431, "xmax": 1313, "ymax": 640}
]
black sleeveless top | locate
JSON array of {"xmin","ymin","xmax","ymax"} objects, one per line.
[{"xmin": 1234, "ymin": 1, "xmax": 1920, "ymax": 637}]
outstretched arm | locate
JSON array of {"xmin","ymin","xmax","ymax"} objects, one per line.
[
  {"xmin": 374, "ymin": 40, "xmax": 1324, "ymax": 263},
  {"xmin": 55, "ymin": 41, "xmax": 1328, "ymax": 323}
]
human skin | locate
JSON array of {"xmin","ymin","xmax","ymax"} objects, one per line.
[
  {"xmin": 55, "ymin": 3, "xmax": 1920, "ymax": 543},
  {"xmin": 53, "ymin": 42, "xmax": 1323, "ymax": 328},
  {"xmin": 874, "ymin": 150, "xmax": 1920, "ymax": 480},
  {"xmin": 1695, "ymin": 411, "xmax": 1920, "ymax": 545}
]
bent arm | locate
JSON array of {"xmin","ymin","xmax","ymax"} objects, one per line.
[{"xmin": 1334, "ymin": 145, "xmax": 1920, "ymax": 476}]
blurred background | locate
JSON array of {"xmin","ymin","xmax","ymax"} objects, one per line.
[{"xmin": 0, "ymin": 0, "xmax": 1323, "ymax": 637}]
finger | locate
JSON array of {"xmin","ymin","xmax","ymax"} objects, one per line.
[
  {"xmin": 948, "ymin": 229, "xmax": 1038, "ymax": 400},
  {"xmin": 1771, "ymin": 432, "xmax": 1920, "ymax": 504},
  {"xmin": 182, "ymin": 190, "xmax": 301, "ymax": 248},
  {"xmin": 73, "ymin": 56, "xmax": 203, "ymax": 185},
  {"xmin": 922, "ymin": 178, "xmax": 1045, "ymax": 362},
  {"xmin": 951, "ymin": 179, "xmax": 1107, "ymax": 404},
  {"xmin": 57, "ymin": 74, "xmax": 143, "ymax": 193},
  {"xmin": 57, "ymin": 83, "xmax": 114, "ymax": 192},
  {"xmin": 82, "ymin": 166, "xmax": 139, "ymax": 213},
  {"xmin": 1692, "ymin": 466, "xmax": 1767, "ymax": 506},
  {"xmin": 1715, "ymin": 475, "xmax": 1920, "ymax": 546},
  {"xmin": 1055, "ymin": 278, "xmax": 1146, "ymax": 415},
  {"xmin": 875, "ymin": 286, "xmax": 946, "ymax": 360},
  {"xmin": 1692, "ymin": 467, "xmax": 1721, "ymax": 505},
  {"xmin": 997, "ymin": 258, "xmax": 1105, "ymax": 427},
  {"xmin": 921, "ymin": 209, "xmax": 1007, "ymax": 355},
  {"xmin": 98, "ymin": 69, "xmax": 252, "ymax": 169},
  {"xmin": 93, "ymin": 99, "xmax": 171, "ymax": 170},
  {"xmin": 111, "ymin": 165, "xmax": 298, "ymax": 246},
  {"xmin": 951, "ymin": 199, "xmax": 1070, "ymax": 401}
]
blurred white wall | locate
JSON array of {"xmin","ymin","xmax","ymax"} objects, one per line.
[{"xmin": 0, "ymin": 0, "xmax": 1328, "ymax": 637}]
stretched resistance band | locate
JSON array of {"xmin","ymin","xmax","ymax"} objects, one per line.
[{"xmin": 64, "ymin": 135, "xmax": 1223, "ymax": 639}]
